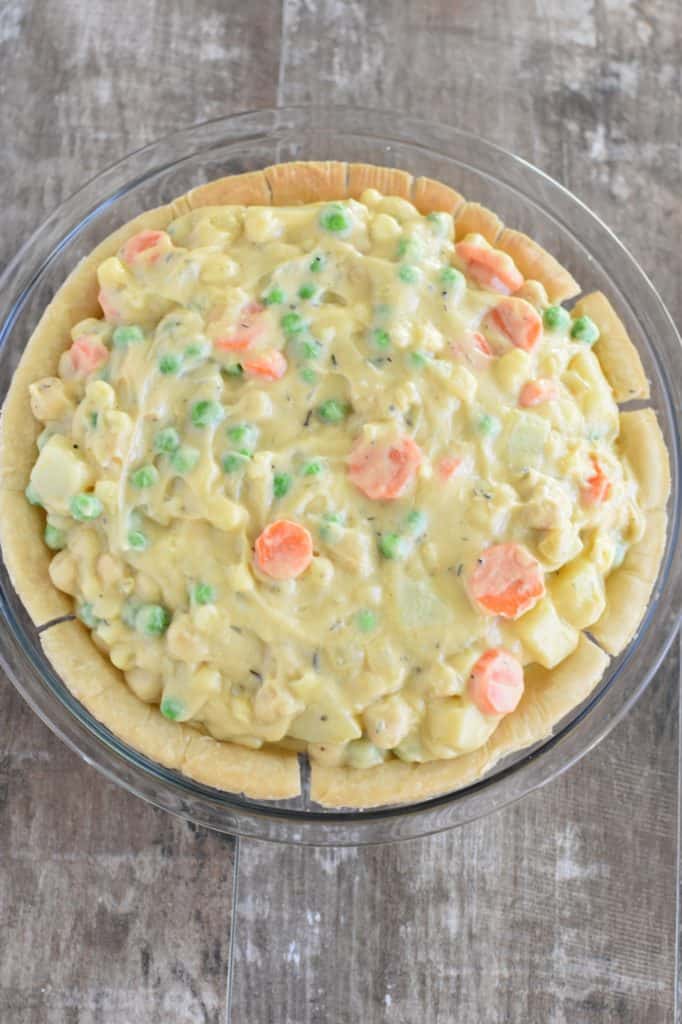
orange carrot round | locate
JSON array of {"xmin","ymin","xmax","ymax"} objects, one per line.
[
  {"xmin": 469, "ymin": 648, "xmax": 524, "ymax": 715},
  {"xmin": 455, "ymin": 242, "xmax": 524, "ymax": 295},
  {"xmin": 468, "ymin": 543, "xmax": 545, "ymax": 619},
  {"xmin": 348, "ymin": 435, "xmax": 422, "ymax": 500},
  {"xmin": 254, "ymin": 520, "xmax": 313, "ymax": 579}
]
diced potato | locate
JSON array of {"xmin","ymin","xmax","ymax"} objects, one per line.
[
  {"xmin": 363, "ymin": 694, "xmax": 412, "ymax": 749},
  {"xmin": 29, "ymin": 377, "xmax": 74, "ymax": 423},
  {"xmin": 446, "ymin": 365, "xmax": 477, "ymax": 403},
  {"xmin": 564, "ymin": 350, "xmax": 618, "ymax": 438},
  {"xmin": 589, "ymin": 531, "xmax": 617, "ymax": 576},
  {"xmin": 550, "ymin": 557, "xmax": 606, "ymax": 629},
  {"xmin": 423, "ymin": 699, "xmax": 497, "ymax": 756},
  {"xmin": 345, "ymin": 739, "xmax": 385, "ymax": 769},
  {"xmin": 126, "ymin": 668, "xmax": 163, "ymax": 703},
  {"xmin": 253, "ymin": 681, "xmax": 302, "ymax": 725},
  {"xmin": 537, "ymin": 525, "xmax": 583, "ymax": 569},
  {"xmin": 504, "ymin": 410, "xmax": 551, "ymax": 472},
  {"xmin": 370, "ymin": 212, "xmax": 402, "ymax": 244},
  {"xmin": 30, "ymin": 435, "xmax": 94, "ymax": 513},
  {"xmin": 494, "ymin": 348, "xmax": 531, "ymax": 395},
  {"xmin": 204, "ymin": 495, "xmax": 246, "ymax": 531},
  {"xmin": 377, "ymin": 196, "xmax": 418, "ymax": 222},
  {"xmin": 512, "ymin": 596, "xmax": 579, "ymax": 668},
  {"xmin": 244, "ymin": 208, "xmax": 282, "ymax": 244},
  {"xmin": 166, "ymin": 614, "xmax": 209, "ymax": 663},
  {"xmin": 48, "ymin": 550, "xmax": 78, "ymax": 594},
  {"xmin": 393, "ymin": 731, "xmax": 428, "ymax": 763},
  {"xmin": 288, "ymin": 695, "xmax": 361, "ymax": 745}
]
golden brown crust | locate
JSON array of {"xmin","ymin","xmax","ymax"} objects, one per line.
[
  {"xmin": 454, "ymin": 202, "xmax": 504, "ymax": 243},
  {"xmin": 346, "ymin": 163, "xmax": 412, "ymax": 200},
  {"xmin": 591, "ymin": 510, "xmax": 668, "ymax": 655},
  {"xmin": 571, "ymin": 292, "xmax": 650, "ymax": 402},
  {"xmin": 183, "ymin": 170, "xmax": 271, "ymax": 210},
  {"xmin": 40, "ymin": 620, "xmax": 301, "ymax": 799},
  {"xmin": 411, "ymin": 177, "xmax": 465, "ymax": 216},
  {"xmin": 264, "ymin": 161, "xmax": 348, "ymax": 204},
  {"xmin": 0, "ymin": 491, "xmax": 73, "ymax": 623},
  {"xmin": 618, "ymin": 409, "xmax": 671, "ymax": 512},
  {"xmin": 311, "ymin": 636, "xmax": 608, "ymax": 808},
  {"xmin": 497, "ymin": 228, "xmax": 580, "ymax": 303}
]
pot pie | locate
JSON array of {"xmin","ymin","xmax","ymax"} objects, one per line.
[{"xmin": 0, "ymin": 162, "xmax": 670, "ymax": 808}]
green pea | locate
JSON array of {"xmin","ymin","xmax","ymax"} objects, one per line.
[
  {"xmin": 405, "ymin": 509, "xmax": 427, "ymax": 536},
  {"xmin": 319, "ymin": 512, "xmax": 344, "ymax": 542},
  {"xmin": 70, "ymin": 493, "xmax": 103, "ymax": 521},
  {"xmin": 294, "ymin": 337, "xmax": 323, "ymax": 361},
  {"xmin": 171, "ymin": 446, "xmax": 200, "ymax": 474},
  {"xmin": 135, "ymin": 604, "xmax": 171, "ymax": 636},
  {"xmin": 113, "ymin": 325, "xmax": 144, "ymax": 347},
  {"xmin": 122, "ymin": 601, "xmax": 140, "ymax": 628},
  {"xmin": 222, "ymin": 452, "xmax": 250, "ymax": 474},
  {"xmin": 263, "ymin": 286, "xmax": 285, "ymax": 306},
  {"xmin": 77, "ymin": 602, "xmax": 99, "ymax": 629},
  {"xmin": 378, "ymin": 532, "xmax": 405, "ymax": 560},
  {"xmin": 89, "ymin": 412, "xmax": 99, "ymax": 428},
  {"xmin": 302, "ymin": 460, "xmax": 322, "ymax": 477},
  {"xmin": 476, "ymin": 413, "xmax": 500, "ymax": 437},
  {"xmin": 300, "ymin": 367, "xmax": 317, "ymax": 385},
  {"xmin": 190, "ymin": 400, "xmax": 223, "ymax": 428},
  {"xmin": 44, "ymin": 524, "xmax": 66, "ymax": 550},
  {"xmin": 127, "ymin": 530, "xmax": 148, "ymax": 551},
  {"xmin": 309, "ymin": 255, "xmax": 325, "ymax": 273},
  {"xmin": 571, "ymin": 315, "xmax": 600, "ymax": 345},
  {"xmin": 298, "ymin": 283, "xmax": 317, "ymax": 301},
  {"xmin": 398, "ymin": 265, "xmax": 420, "ymax": 284},
  {"xmin": 408, "ymin": 351, "xmax": 428, "ymax": 369},
  {"xmin": 317, "ymin": 399, "xmax": 349, "ymax": 423},
  {"xmin": 319, "ymin": 204, "xmax": 351, "ymax": 234},
  {"xmin": 273, "ymin": 472, "xmax": 292, "ymax": 498},
  {"xmin": 371, "ymin": 328, "xmax": 390, "ymax": 349},
  {"xmin": 223, "ymin": 362, "xmax": 244, "ymax": 378},
  {"xmin": 25, "ymin": 483, "xmax": 42, "ymax": 506},
  {"xmin": 191, "ymin": 582, "xmax": 215, "ymax": 606},
  {"xmin": 160, "ymin": 696, "xmax": 184, "ymax": 721},
  {"xmin": 281, "ymin": 311, "xmax": 306, "ymax": 336},
  {"xmin": 129, "ymin": 465, "xmax": 159, "ymax": 489},
  {"xmin": 426, "ymin": 211, "xmax": 448, "ymax": 235},
  {"xmin": 440, "ymin": 266, "xmax": 463, "ymax": 289},
  {"xmin": 396, "ymin": 237, "xmax": 422, "ymax": 261},
  {"xmin": 543, "ymin": 305, "xmax": 571, "ymax": 331},
  {"xmin": 158, "ymin": 353, "xmax": 181, "ymax": 375},
  {"xmin": 184, "ymin": 342, "xmax": 209, "ymax": 361},
  {"xmin": 227, "ymin": 423, "xmax": 258, "ymax": 451},
  {"xmin": 154, "ymin": 427, "xmax": 181, "ymax": 454},
  {"xmin": 356, "ymin": 608, "xmax": 377, "ymax": 633}
]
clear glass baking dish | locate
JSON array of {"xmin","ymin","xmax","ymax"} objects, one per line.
[{"xmin": 0, "ymin": 107, "xmax": 679, "ymax": 846}]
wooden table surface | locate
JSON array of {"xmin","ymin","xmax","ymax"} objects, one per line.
[{"xmin": 1, "ymin": 2, "xmax": 680, "ymax": 1021}]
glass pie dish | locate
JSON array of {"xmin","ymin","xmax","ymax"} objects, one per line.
[{"xmin": 0, "ymin": 106, "xmax": 679, "ymax": 846}]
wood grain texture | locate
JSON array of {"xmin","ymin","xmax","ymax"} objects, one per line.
[
  {"xmin": 0, "ymin": 680, "xmax": 236, "ymax": 1024},
  {"xmin": 0, "ymin": 1, "xmax": 680, "ymax": 1022}
]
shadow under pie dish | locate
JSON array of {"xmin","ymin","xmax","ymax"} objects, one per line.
[{"xmin": 0, "ymin": 160, "xmax": 671, "ymax": 810}]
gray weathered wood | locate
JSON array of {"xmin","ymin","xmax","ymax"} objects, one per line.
[{"xmin": 0, "ymin": 1, "xmax": 679, "ymax": 1022}]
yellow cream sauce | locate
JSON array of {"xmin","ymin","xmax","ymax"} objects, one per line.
[{"xmin": 26, "ymin": 191, "xmax": 644, "ymax": 770}]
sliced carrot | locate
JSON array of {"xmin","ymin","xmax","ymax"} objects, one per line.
[
  {"xmin": 468, "ymin": 648, "xmax": 524, "ymax": 715},
  {"xmin": 243, "ymin": 348, "xmax": 287, "ymax": 381},
  {"xmin": 98, "ymin": 288, "xmax": 121, "ymax": 324},
  {"xmin": 348, "ymin": 435, "xmax": 422, "ymax": 500},
  {"xmin": 254, "ymin": 519, "xmax": 313, "ymax": 580},
  {"xmin": 450, "ymin": 329, "xmax": 496, "ymax": 369},
  {"xmin": 519, "ymin": 378, "xmax": 559, "ymax": 407},
  {"xmin": 214, "ymin": 301, "xmax": 266, "ymax": 352},
  {"xmin": 120, "ymin": 230, "xmax": 169, "ymax": 265},
  {"xmin": 468, "ymin": 543, "xmax": 545, "ymax": 619},
  {"xmin": 455, "ymin": 241, "xmax": 524, "ymax": 295},
  {"xmin": 581, "ymin": 455, "xmax": 612, "ymax": 505},
  {"xmin": 438, "ymin": 456, "xmax": 463, "ymax": 481},
  {"xmin": 70, "ymin": 335, "xmax": 109, "ymax": 375},
  {"xmin": 483, "ymin": 297, "xmax": 543, "ymax": 352}
]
